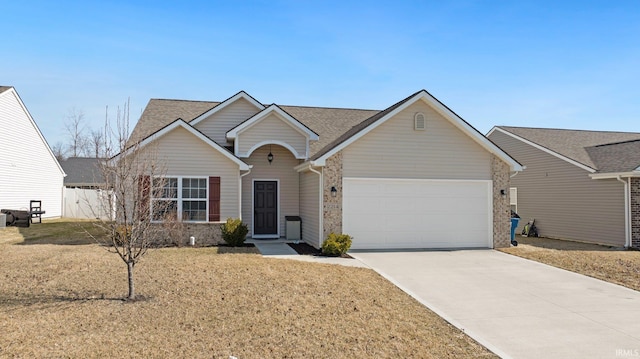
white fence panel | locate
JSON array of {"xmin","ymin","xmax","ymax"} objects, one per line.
[{"xmin": 63, "ymin": 188, "xmax": 113, "ymax": 220}]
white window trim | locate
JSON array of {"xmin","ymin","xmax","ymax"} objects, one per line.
[
  {"xmin": 150, "ymin": 176, "xmax": 209, "ymax": 223},
  {"xmin": 509, "ymin": 187, "xmax": 517, "ymax": 213},
  {"xmin": 414, "ymin": 112, "xmax": 426, "ymax": 130}
]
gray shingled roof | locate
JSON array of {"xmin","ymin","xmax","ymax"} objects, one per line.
[
  {"xmin": 310, "ymin": 90, "xmax": 420, "ymax": 160},
  {"xmin": 585, "ymin": 139, "xmax": 640, "ymax": 173},
  {"xmin": 129, "ymin": 99, "xmax": 220, "ymax": 143},
  {"xmin": 60, "ymin": 157, "xmax": 105, "ymax": 186},
  {"xmin": 497, "ymin": 126, "xmax": 640, "ymax": 171},
  {"xmin": 131, "ymin": 98, "xmax": 380, "ymax": 157},
  {"xmin": 0, "ymin": 86, "xmax": 12, "ymax": 94}
]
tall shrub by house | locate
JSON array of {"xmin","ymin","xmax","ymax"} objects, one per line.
[{"xmin": 221, "ymin": 218, "xmax": 248, "ymax": 246}]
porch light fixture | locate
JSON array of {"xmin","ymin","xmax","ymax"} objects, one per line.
[
  {"xmin": 500, "ymin": 189, "xmax": 506, "ymax": 197},
  {"xmin": 331, "ymin": 186, "xmax": 337, "ymax": 197},
  {"xmin": 267, "ymin": 144, "xmax": 273, "ymax": 164}
]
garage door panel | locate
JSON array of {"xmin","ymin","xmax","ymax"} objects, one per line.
[{"xmin": 343, "ymin": 178, "xmax": 491, "ymax": 249}]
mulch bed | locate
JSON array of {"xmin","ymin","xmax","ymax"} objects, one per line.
[
  {"xmin": 287, "ymin": 242, "xmax": 352, "ymax": 258},
  {"xmin": 217, "ymin": 243, "xmax": 255, "ymax": 248}
]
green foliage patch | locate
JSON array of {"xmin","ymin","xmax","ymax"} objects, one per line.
[
  {"xmin": 221, "ymin": 218, "xmax": 249, "ymax": 246},
  {"xmin": 321, "ymin": 232, "xmax": 352, "ymax": 256}
]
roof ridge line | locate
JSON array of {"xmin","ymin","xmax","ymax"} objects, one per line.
[
  {"xmin": 500, "ymin": 125, "xmax": 640, "ymax": 135},
  {"xmin": 591, "ymin": 138, "xmax": 640, "ymax": 147}
]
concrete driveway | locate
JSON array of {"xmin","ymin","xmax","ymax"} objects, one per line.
[{"xmin": 350, "ymin": 250, "xmax": 640, "ymax": 359}]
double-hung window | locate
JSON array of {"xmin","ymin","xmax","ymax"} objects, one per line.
[
  {"xmin": 181, "ymin": 178, "xmax": 207, "ymax": 221},
  {"xmin": 151, "ymin": 177, "xmax": 208, "ymax": 222}
]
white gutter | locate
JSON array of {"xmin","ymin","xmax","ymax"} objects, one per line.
[
  {"xmin": 510, "ymin": 166, "xmax": 525, "ymax": 178},
  {"xmin": 238, "ymin": 166, "xmax": 253, "ymax": 220},
  {"xmin": 616, "ymin": 176, "xmax": 631, "ymax": 248},
  {"xmin": 307, "ymin": 165, "xmax": 324, "ymax": 247},
  {"xmin": 590, "ymin": 171, "xmax": 640, "ymax": 180}
]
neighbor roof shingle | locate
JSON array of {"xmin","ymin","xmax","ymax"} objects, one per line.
[
  {"xmin": 497, "ymin": 126, "xmax": 640, "ymax": 170},
  {"xmin": 585, "ymin": 139, "xmax": 640, "ymax": 173},
  {"xmin": 60, "ymin": 157, "xmax": 105, "ymax": 186}
]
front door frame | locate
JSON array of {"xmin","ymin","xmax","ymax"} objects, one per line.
[{"xmin": 252, "ymin": 179, "xmax": 280, "ymax": 238}]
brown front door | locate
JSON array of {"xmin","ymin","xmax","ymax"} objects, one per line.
[{"xmin": 254, "ymin": 181, "xmax": 278, "ymax": 236}]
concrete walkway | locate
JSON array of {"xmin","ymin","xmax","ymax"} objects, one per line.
[
  {"xmin": 350, "ymin": 250, "xmax": 640, "ymax": 359},
  {"xmin": 253, "ymin": 242, "xmax": 369, "ymax": 268}
]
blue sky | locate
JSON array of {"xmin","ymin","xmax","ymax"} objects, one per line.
[{"xmin": 2, "ymin": 1, "xmax": 639, "ymax": 148}]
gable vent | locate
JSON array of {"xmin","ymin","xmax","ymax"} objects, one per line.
[{"xmin": 414, "ymin": 112, "xmax": 426, "ymax": 131}]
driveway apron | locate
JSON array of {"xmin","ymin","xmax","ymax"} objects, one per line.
[{"xmin": 350, "ymin": 250, "xmax": 640, "ymax": 359}]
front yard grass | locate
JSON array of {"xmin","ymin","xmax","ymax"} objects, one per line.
[
  {"xmin": 0, "ymin": 220, "xmax": 495, "ymax": 358},
  {"xmin": 499, "ymin": 236, "xmax": 640, "ymax": 292}
]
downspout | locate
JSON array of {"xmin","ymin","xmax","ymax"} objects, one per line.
[
  {"xmin": 307, "ymin": 165, "xmax": 323, "ymax": 247},
  {"xmin": 510, "ymin": 165, "xmax": 525, "ymax": 178},
  {"xmin": 616, "ymin": 176, "xmax": 631, "ymax": 248},
  {"xmin": 238, "ymin": 166, "xmax": 252, "ymax": 220}
]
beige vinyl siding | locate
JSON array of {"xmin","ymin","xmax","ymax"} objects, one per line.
[
  {"xmin": 153, "ymin": 127, "xmax": 241, "ymax": 220},
  {"xmin": 489, "ymin": 130, "xmax": 625, "ymax": 246},
  {"xmin": 299, "ymin": 170, "xmax": 320, "ymax": 247},
  {"xmin": 342, "ymin": 101, "xmax": 491, "ymax": 179},
  {"xmin": 241, "ymin": 145, "xmax": 300, "ymax": 236},
  {"xmin": 193, "ymin": 98, "xmax": 261, "ymax": 145},
  {"xmin": 0, "ymin": 90, "xmax": 64, "ymax": 218},
  {"xmin": 237, "ymin": 114, "xmax": 307, "ymax": 158}
]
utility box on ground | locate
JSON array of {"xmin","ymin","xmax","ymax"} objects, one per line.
[{"xmin": 285, "ymin": 216, "xmax": 301, "ymax": 241}]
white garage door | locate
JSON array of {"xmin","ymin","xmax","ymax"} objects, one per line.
[{"xmin": 343, "ymin": 178, "xmax": 492, "ymax": 249}]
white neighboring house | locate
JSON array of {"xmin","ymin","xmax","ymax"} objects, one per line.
[{"xmin": 0, "ymin": 86, "xmax": 66, "ymax": 218}]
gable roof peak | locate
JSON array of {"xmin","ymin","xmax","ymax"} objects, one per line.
[
  {"xmin": 310, "ymin": 89, "xmax": 522, "ymax": 171},
  {"xmin": 226, "ymin": 102, "xmax": 319, "ymax": 141},
  {"xmin": 188, "ymin": 90, "xmax": 264, "ymax": 128},
  {"xmin": 113, "ymin": 118, "xmax": 249, "ymax": 170}
]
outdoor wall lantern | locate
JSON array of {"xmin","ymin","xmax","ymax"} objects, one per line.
[
  {"xmin": 331, "ymin": 186, "xmax": 337, "ymax": 197},
  {"xmin": 500, "ymin": 189, "xmax": 506, "ymax": 197},
  {"xmin": 267, "ymin": 144, "xmax": 274, "ymax": 164}
]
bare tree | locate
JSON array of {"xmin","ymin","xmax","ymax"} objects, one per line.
[
  {"xmin": 51, "ymin": 141, "xmax": 66, "ymax": 161},
  {"xmin": 65, "ymin": 108, "xmax": 88, "ymax": 157},
  {"xmin": 88, "ymin": 129, "xmax": 105, "ymax": 158},
  {"xmin": 88, "ymin": 99, "xmax": 175, "ymax": 300}
]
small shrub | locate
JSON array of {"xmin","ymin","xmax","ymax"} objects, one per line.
[
  {"xmin": 321, "ymin": 233, "xmax": 352, "ymax": 256},
  {"xmin": 221, "ymin": 218, "xmax": 248, "ymax": 246}
]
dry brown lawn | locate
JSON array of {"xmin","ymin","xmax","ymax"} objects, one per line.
[
  {"xmin": 0, "ymin": 220, "xmax": 496, "ymax": 358},
  {"xmin": 499, "ymin": 236, "xmax": 640, "ymax": 291}
]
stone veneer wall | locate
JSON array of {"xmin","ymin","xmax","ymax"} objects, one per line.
[
  {"xmin": 322, "ymin": 152, "xmax": 343, "ymax": 242},
  {"xmin": 631, "ymin": 177, "xmax": 640, "ymax": 248},
  {"xmin": 150, "ymin": 222, "xmax": 223, "ymax": 247},
  {"xmin": 491, "ymin": 154, "xmax": 511, "ymax": 248}
]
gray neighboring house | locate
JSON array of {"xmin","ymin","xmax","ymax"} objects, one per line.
[
  {"xmin": 488, "ymin": 126, "xmax": 640, "ymax": 248},
  {"xmin": 122, "ymin": 90, "xmax": 522, "ymax": 249}
]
